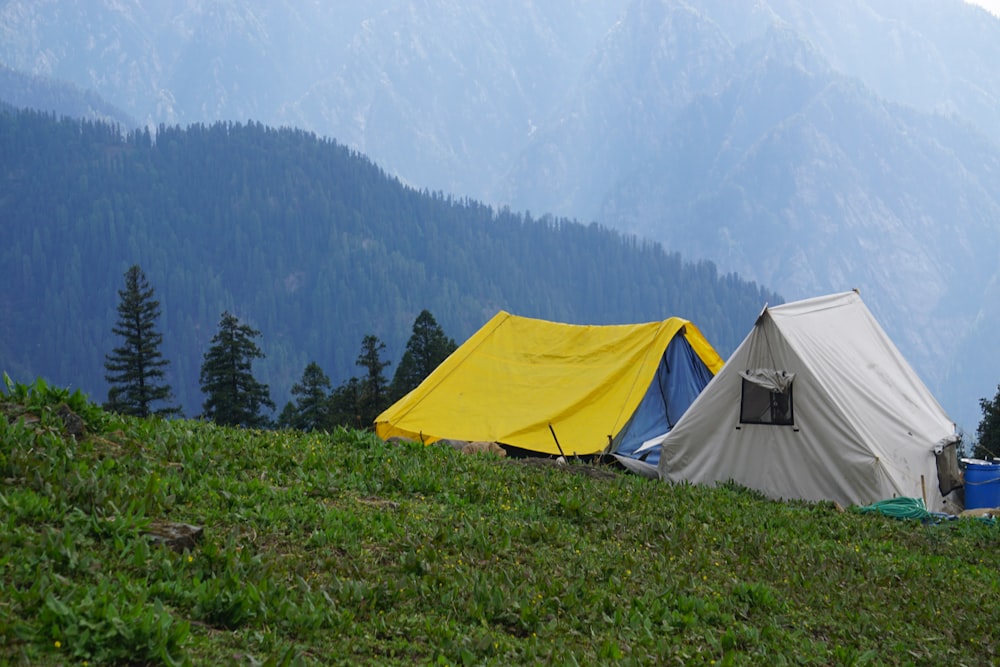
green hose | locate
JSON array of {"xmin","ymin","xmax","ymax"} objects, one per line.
[{"xmin": 856, "ymin": 497, "xmax": 930, "ymax": 520}]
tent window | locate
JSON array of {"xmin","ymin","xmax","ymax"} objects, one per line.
[{"xmin": 740, "ymin": 376, "xmax": 794, "ymax": 425}]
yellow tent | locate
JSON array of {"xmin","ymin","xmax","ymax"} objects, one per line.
[{"xmin": 375, "ymin": 311, "xmax": 723, "ymax": 457}]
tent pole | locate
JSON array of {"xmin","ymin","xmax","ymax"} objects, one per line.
[{"xmin": 548, "ymin": 423, "xmax": 567, "ymax": 459}]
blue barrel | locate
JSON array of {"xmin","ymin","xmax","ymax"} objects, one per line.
[{"xmin": 964, "ymin": 460, "xmax": 1000, "ymax": 509}]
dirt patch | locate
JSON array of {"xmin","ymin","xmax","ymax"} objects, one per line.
[{"xmin": 504, "ymin": 456, "xmax": 620, "ymax": 481}]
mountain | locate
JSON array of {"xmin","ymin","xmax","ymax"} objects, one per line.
[
  {"xmin": 0, "ymin": 64, "xmax": 135, "ymax": 127},
  {"xmin": 0, "ymin": 109, "xmax": 776, "ymax": 417},
  {"xmin": 586, "ymin": 20, "xmax": 1000, "ymax": 351},
  {"xmin": 0, "ymin": 0, "xmax": 624, "ymax": 199},
  {"xmin": 2, "ymin": 0, "xmax": 999, "ymax": 431},
  {"xmin": 539, "ymin": 0, "xmax": 1000, "ymax": 434}
]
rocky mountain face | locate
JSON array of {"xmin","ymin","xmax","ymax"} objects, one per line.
[
  {"xmin": 0, "ymin": 64, "xmax": 134, "ymax": 125},
  {"xmin": 0, "ymin": 0, "xmax": 624, "ymax": 197},
  {"xmin": 2, "ymin": 0, "xmax": 999, "ymax": 432},
  {"xmin": 514, "ymin": 0, "xmax": 1000, "ymax": 435}
]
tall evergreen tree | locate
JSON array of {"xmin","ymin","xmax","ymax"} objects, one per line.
[
  {"xmin": 329, "ymin": 377, "xmax": 364, "ymax": 430},
  {"xmin": 278, "ymin": 361, "xmax": 332, "ymax": 431},
  {"xmin": 199, "ymin": 311, "xmax": 274, "ymax": 427},
  {"xmin": 389, "ymin": 310, "xmax": 457, "ymax": 401},
  {"xmin": 974, "ymin": 385, "xmax": 1000, "ymax": 459},
  {"xmin": 356, "ymin": 334, "xmax": 391, "ymax": 429},
  {"xmin": 103, "ymin": 265, "xmax": 180, "ymax": 417},
  {"xmin": 276, "ymin": 401, "xmax": 299, "ymax": 431}
]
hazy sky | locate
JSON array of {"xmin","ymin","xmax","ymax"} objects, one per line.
[{"xmin": 967, "ymin": 0, "xmax": 1000, "ymax": 16}]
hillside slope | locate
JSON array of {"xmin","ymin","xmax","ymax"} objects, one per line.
[{"xmin": 3, "ymin": 379, "xmax": 999, "ymax": 665}]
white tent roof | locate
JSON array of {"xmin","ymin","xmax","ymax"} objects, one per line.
[{"xmin": 658, "ymin": 291, "xmax": 959, "ymax": 511}]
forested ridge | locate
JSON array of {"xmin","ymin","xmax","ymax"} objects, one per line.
[{"xmin": 0, "ymin": 108, "xmax": 780, "ymax": 416}]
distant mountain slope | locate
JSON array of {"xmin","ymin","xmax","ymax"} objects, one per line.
[
  {"xmin": 503, "ymin": 0, "xmax": 1000, "ymax": 431},
  {"xmin": 5, "ymin": 0, "xmax": 996, "ymax": 213},
  {"xmin": 0, "ymin": 110, "xmax": 776, "ymax": 416},
  {"xmin": 0, "ymin": 0, "xmax": 625, "ymax": 199},
  {"xmin": 0, "ymin": 65, "xmax": 134, "ymax": 126},
  {"xmin": 596, "ymin": 23, "xmax": 1000, "ymax": 325}
]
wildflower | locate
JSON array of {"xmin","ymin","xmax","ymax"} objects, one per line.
[{"xmin": 54, "ymin": 640, "xmax": 61, "ymax": 648}]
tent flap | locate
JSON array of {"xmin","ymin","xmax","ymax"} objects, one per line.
[{"xmin": 739, "ymin": 368, "xmax": 794, "ymax": 393}]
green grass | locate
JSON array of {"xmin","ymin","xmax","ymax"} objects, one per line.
[{"xmin": 2, "ymin": 377, "xmax": 999, "ymax": 666}]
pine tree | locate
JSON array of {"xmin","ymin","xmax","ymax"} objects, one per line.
[
  {"xmin": 103, "ymin": 265, "xmax": 180, "ymax": 417},
  {"xmin": 356, "ymin": 334, "xmax": 391, "ymax": 429},
  {"xmin": 329, "ymin": 377, "xmax": 364, "ymax": 430},
  {"xmin": 389, "ymin": 310, "xmax": 457, "ymax": 401},
  {"xmin": 199, "ymin": 311, "xmax": 274, "ymax": 427},
  {"xmin": 276, "ymin": 401, "xmax": 299, "ymax": 430},
  {"xmin": 974, "ymin": 385, "xmax": 1000, "ymax": 459},
  {"xmin": 279, "ymin": 361, "xmax": 332, "ymax": 431}
]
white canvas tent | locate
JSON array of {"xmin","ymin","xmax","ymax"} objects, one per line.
[{"xmin": 658, "ymin": 291, "xmax": 961, "ymax": 512}]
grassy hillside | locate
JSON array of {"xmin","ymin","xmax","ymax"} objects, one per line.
[{"xmin": 2, "ymin": 377, "xmax": 999, "ymax": 666}]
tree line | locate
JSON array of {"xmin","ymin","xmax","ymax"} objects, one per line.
[
  {"xmin": 1, "ymin": 109, "xmax": 781, "ymax": 416},
  {"xmin": 100, "ymin": 262, "xmax": 1000, "ymax": 452},
  {"xmin": 105, "ymin": 265, "xmax": 455, "ymax": 431}
]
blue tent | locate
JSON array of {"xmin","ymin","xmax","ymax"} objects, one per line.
[{"xmin": 609, "ymin": 332, "xmax": 718, "ymax": 475}]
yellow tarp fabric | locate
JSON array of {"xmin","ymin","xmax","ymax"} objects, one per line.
[{"xmin": 374, "ymin": 311, "xmax": 724, "ymax": 455}]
